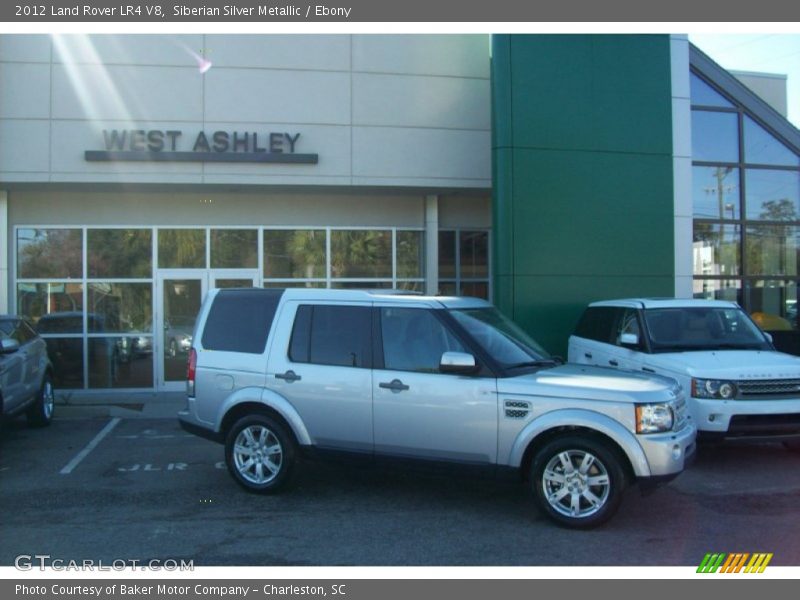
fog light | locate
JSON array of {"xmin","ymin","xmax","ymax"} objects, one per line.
[{"xmin": 672, "ymin": 444, "xmax": 682, "ymax": 461}]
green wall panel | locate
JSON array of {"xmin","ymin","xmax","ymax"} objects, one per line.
[
  {"xmin": 492, "ymin": 34, "xmax": 676, "ymax": 355},
  {"xmin": 507, "ymin": 34, "xmax": 673, "ymax": 155}
]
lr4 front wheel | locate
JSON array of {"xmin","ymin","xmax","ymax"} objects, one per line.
[{"xmin": 531, "ymin": 435, "xmax": 626, "ymax": 528}]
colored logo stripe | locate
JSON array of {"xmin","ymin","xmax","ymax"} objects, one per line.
[{"xmin": 697, "ymin": 553, "xmax": 772, "ymax": 573}]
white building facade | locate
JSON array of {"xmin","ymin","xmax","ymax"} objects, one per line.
[{"xmin": 0, "ymin": 34, "xmax": 492, "ymax": 391}]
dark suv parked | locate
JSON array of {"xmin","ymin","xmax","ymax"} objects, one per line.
[{"xmin": 0, "ymin": 316, "xmax": 55, "ymax": 427}]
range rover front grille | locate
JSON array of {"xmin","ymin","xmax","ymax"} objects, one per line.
[{"xmin": 736, "ymin": 379, "xmax": 800, "ymax": 399}]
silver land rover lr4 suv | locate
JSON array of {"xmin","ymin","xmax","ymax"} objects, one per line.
[{"xmin": 179, "ymin": 289, "xmax": 695, "ymax": 528}]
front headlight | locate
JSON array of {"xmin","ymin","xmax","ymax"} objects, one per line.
[
  {"xmin": 636, "ymin": 403, "xmax": 674, "ymax": 434},
  {"xmin": 691, "ymin": 378, "xmax": 736, "ymax": 399}
]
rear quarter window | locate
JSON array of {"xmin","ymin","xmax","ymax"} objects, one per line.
[{"xmin": 201, "ymin": 290, "xmax": 283, "ymax": 354}]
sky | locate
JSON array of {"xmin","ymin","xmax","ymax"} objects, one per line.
[{"xmin": 689, "ymin": 34, "xmax": 800, "ymax": 129}]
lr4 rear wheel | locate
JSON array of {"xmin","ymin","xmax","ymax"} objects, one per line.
[{"xmin": 224, "ymin": 414, "xmax": 296, "ymax": 493}]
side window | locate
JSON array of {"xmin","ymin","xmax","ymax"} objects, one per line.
[
  {"xmin": 380, "ymin": 307, "xmax": 465, "ymax": 373},
  {"xmin": 289, "ymin": 304, "xmax": 372, "ymax": 368},
  {"xmin": 201, "ymin": 290, "xmax": 282, "ymax": 354},
  {"xmin": 574, "ymin": 307, "xmax": 618, "ymax": 344},
  {"xmin": 615, "ymin": 309, "xmax": 641, "ymax": 346},
  {"xmin": 288, "ymin": 305, "xmax": 312, "ymax": 363}
]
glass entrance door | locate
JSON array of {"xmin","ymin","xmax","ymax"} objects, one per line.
[
  {"xmin": 156, "ymin": 270, "xmax": 259, "ymax": 390},
  {"xmin": 157, "ymin": 272, "xmax": 207, "ymax": 390}
]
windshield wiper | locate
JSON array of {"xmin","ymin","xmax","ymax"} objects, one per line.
[
  {"xmin": 705, "ymin": 343, "xmax": 766, "ymax": 350},
  {"xmin": 506, "ymin": 359, "xmax": 561, "ymax": 369}
]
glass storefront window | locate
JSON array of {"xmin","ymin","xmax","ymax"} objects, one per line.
[
  {"xmin": 210, "ymin": 229, "xmax": 258, "ymax": 269},
  {"xmin": 745, "ymin": 169, "xmax": 800, "ymax": 221},
  {"xmin": 330, "ymin": 281, "xmax": 393, "ymax": 289},
  {"xmin": 17, "ymin": 228, "xmax": 82, "ymax": 279},
  {"xmin": 438, "ymin": 231, "xmax": 456, "ymax": 278},
  {"xmin": 263, "ymin": 229, "xmax": 326, "ymax": 279},
  {"xmin": 262, "ymin": 281, "xmax": 325, "ymax": 288},
  {"xmin": 13, "ymin": 225, "xmax": 439, "ymax": 386},
  {"xmin": 439, "ymin": 229, "xmax": 490, "ymax": 300},
  {"xmin": 397, "ymin": 231, "xmax": 424, "ymax": 279},
  {"xmin": 744, "ymin": 116, "xmax": 800, "ymax": 167},
  {"xmin": 158, "ymin": 229, "xmax": 206, "ymax": 268},
  {"xmin": 44, "ymin": 338, "xmax": 84, "ymax": 389},
  {"xmin": 396, "ymin": 281, "xmax": 424, "ymax": 293},
  {"xmin": 691, "ymin": 110, "xmax": 739, "ymax": 163},
  {"xmin": 17, "ymin": 283, "xmax": 84, "ymax": 331},
  {"xmin": 690, "ymin": 73, "xmax": 734, "ymax": 108},
  {"xmin": 460, "ymin": 231, "xmax": 489, "ymax": 279},
  {"xmin": 438, "ymin": 281, "xmax": 457, "ymax": 296},
  {"xmin": 87, "ymin": 283, "xmax": 153, "ymax": 333},
  {"xmin": 88, "ymin": 229, "xmax": 152, "ymax": 278},
  {"xmin": 88, "ymin": 337, "xmax": 153, "ymax": 389},
  {"xmin": 692, "ymin": 166, "xmax": 740, "ymax": 219},
  {"xmin": 746, "ymin": 224, "xmax": 799, "ymax": 277},
  {"xmin": 460, "ymin": 281, "xmax": 489, "ymax": 299},
  {"xmin": 331, "ymin": 230, "xmax": 392, "ymax": 278},
  {"xmin": 692, "ymin": 279, "xmax": 742, "ymax": 304},
  {"xmin": 746, "ymin": 280, "xmax": 799, "ymax": 331},
  {"xmin": 693, "ymin": 224, "xmax": 740, "ymax": 276}
]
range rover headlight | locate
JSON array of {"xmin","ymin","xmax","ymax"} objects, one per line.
[
  {"xmin": 691, "ymin": 378, "xmax": 737, "ymax": 400},
  {"xmin": 635, "ymin": 403, "xmax": 674, "ymax": 434}
]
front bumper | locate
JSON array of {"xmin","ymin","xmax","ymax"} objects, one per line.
[
  {"xmin": 691, "ymin": 396, "xmax": 800, "ymax": 439},
  {"xmin": 637, "ymin": 421, "xmax": 697, "ymax": 478}
]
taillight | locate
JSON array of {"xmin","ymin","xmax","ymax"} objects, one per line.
[{"xmin": 186, "ymin": 348, "xmax": 197, "ymax": 397}]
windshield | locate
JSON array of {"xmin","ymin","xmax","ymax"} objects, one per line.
[
  {"xmin": 449, "ymin": 308, "xmax": 552, "ymax": 369},
  {"xmin": 643, "ymin": 307, "xmax": 771, "ymax": 352}
]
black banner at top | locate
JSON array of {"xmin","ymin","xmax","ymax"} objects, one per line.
[{"xmin": 2, "ymin": 0, "xmax": 800, "ymax": 22}]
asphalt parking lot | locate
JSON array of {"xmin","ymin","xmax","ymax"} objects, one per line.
[{"xmin": 1, "ymin": 412, "xmax": 800, "ymax": 566}]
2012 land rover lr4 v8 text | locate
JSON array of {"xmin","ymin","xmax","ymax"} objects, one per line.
[{"xmin": 179, "ymin": 289, "xmax": 696, "ymax": 528}]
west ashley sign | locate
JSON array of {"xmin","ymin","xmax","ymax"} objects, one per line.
[{"xmin": 85, "ymin": 129, "xmax": 318, "ymax": 164}]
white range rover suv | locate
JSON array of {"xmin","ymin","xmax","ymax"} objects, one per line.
[{"xmin": 569, "ymin": 298, "xmax": 800, "ymax": 443}]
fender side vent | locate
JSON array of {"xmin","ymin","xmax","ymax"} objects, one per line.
[{"xmin": 504, "ymin": 400, "xmax": 531, "ymax": 419}]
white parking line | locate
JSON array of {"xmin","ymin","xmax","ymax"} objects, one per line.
[{"xmin": 59, "ymin": 418, "xmax": 122, "ymax": 475}]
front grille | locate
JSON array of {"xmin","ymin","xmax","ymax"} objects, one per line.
[
  {"xmin": 736, "ymin": 379, "xmax": 800, "ymax": 398},
  {"xmin": 504, "ymin": 400, "xmax": 531, "ymax": 419},
  {"xmin": 673, "ymin": 392, "xmax": 689, "ymax": 431},
  {"xmin": 728, "ymin": 413, "xmax": 800, "ymax": 437}
]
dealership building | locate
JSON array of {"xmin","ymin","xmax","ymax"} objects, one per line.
[{"xmin": 1, "ymin": 34, "xmax": 799, "ymax": 392}]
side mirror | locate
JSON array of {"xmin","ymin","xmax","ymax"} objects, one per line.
[
  {"xmin": 764, "ymin": 332, "xmax": 774, "ymax": 344},
  {"xmin": 0, "ymin": 338, "xmax": 20, "ymax": 354},
  {"xmin": 439, "ymin": 351, "xmax": 478, "ymax": 375},
  {"xmin": 619, "ymin": 333, "xmax": 639, "ymax": 348}
]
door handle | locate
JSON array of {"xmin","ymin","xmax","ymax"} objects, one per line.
[
  {"xmin": 609, "ymin": 360, "xmax": 619, "ymax": 367},
  {"xmin": 379, "ymin": 379, "xmax": 409, "ymax": 392},
  {"xmin": 584, "ymin": 352, "xmax": 593, "ymax": 359},
  {"xmin": 275, "ymin": 370, "xmax": 302, "ymax": 383}
]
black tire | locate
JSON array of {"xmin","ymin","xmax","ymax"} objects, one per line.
[
  {"xmin": 530, "ymin": 434, "xmax": 626, "ymax": 529},
  {"xmin": 26, "ymin": 374, "xmax": 55, "ymax": 428},
  {"xmin": 224, "ymin": 414, "xmax": 296, "ymax": 494}
]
